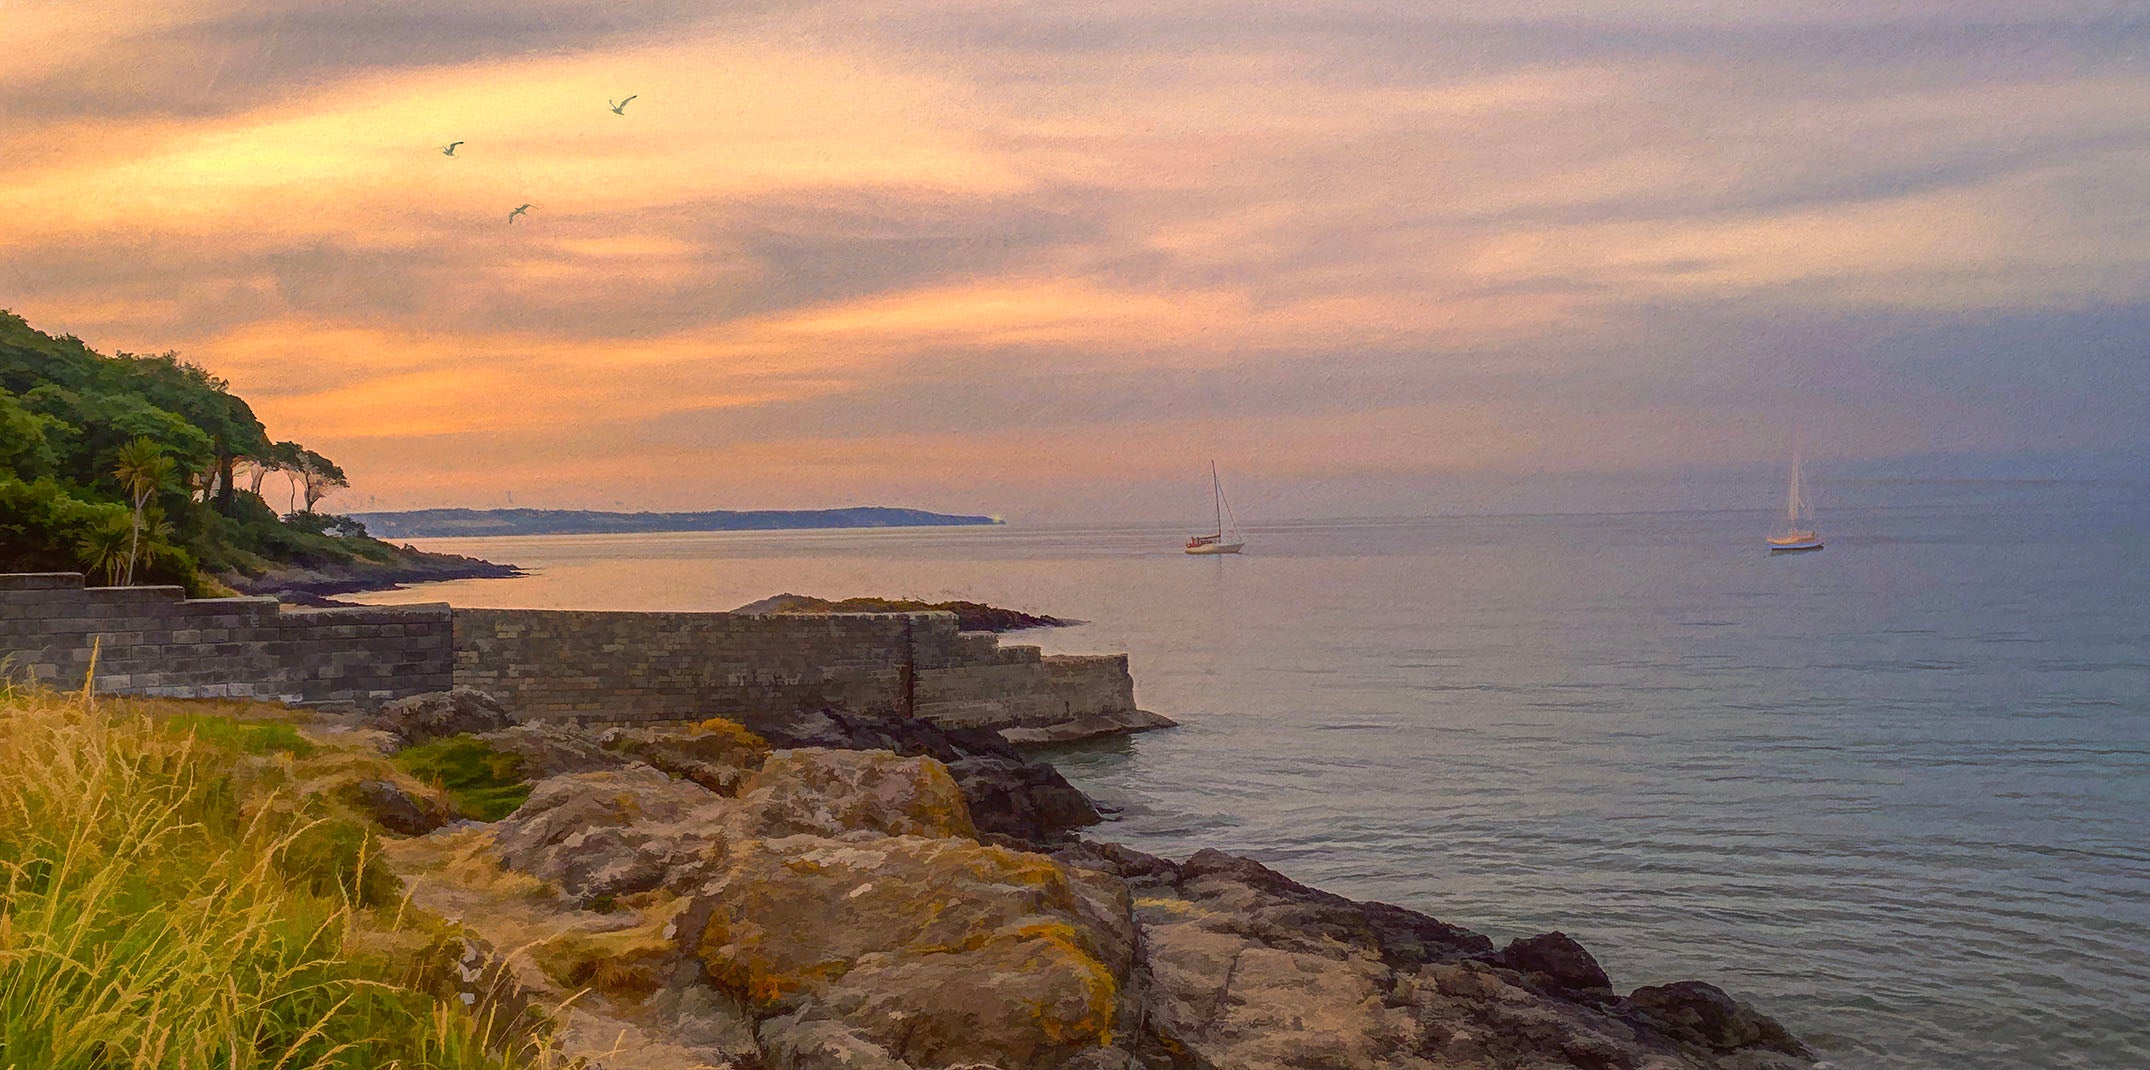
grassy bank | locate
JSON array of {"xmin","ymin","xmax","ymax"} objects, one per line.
[{"xmin": 0, "ymin": 685, "xmax": 537, "ymax": 1069}]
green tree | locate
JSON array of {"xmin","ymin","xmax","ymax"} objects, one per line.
[
  {"xmin": 0, "ymin": 390, "xmax": 58, "ymax": 478},
  {"xmin": 75, "ymin": 513, "xmax": 132, "ymax": 585},
  {"xmin": 112, "ymin": 437, "xmax": 173, "ymax": 585},
  {"xmin": 297, "ymin": 448, "xmax": 348, "ymax": 513}
]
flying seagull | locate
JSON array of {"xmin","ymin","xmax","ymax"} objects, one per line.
[
  {"xmin": 508, "ymin": 204, "xmax": 532, "ymax": 224},
  {"xmin": 609, "ymin": 94, "xmax": 637, "ymax": 115},
  {"xmin": 442, "ymin": 141, "xmax": 463, "ymax": 156}
]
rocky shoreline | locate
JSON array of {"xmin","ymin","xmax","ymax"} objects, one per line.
[
  {"xmin": 322, "ymin": 689, "xmax": 1816, "ymax": 1070},
  {"xmin": 222, "ymin": 547, "xmax": 526, "ymax": 600}
]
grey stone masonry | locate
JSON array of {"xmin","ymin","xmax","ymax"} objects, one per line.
[
  {"xmin": 2, "ymin": 573, "xmax": 1142, "ymax": 729},
  {"xmin": 0, "ymin": 573, "xmax": 452, "ymax": 706},
  {"xmin": 450, "ymin": 607, "xmax": 1140, "ymax": 730}
]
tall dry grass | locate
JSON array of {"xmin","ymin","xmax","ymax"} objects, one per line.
[{"xmin": 0, "ymin": 684, "xmax": 523, "ymax": 1070}]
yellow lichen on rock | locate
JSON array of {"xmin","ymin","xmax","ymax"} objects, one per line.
[
  {"xmin": 692, "ymin": 717, "xmax": 772, "ymax": 762},
  {"xmin": 694, "ymin": 832, "xmax": 1133, "ymax": 1062},
  {"xmin": 531, "ymin": 896, "xmax": 689, "ymax": 1000},
  {"xmin": 737, "ymin": 749, "xmax": 978, "ymax": 840}
]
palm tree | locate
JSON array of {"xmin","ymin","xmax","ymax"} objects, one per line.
[
  {"xmin": 112, "ymin": 437, "xmax": 173, "ymax": 585},
  {"xmin": 75, "ymin": 515, "xmax": 132, "ymax": 586}
]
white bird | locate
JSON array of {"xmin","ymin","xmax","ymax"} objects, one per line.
[
  {"xmin": 609, "ymin": 95, "xmax": 637, "ymax": 115},
  {"xmin": 508, "ymin": 204, "xmax": 532, "ymax": 224},
  {"xmin": 442, "ymin": 141, "xmax": 463, "ymax": 156}
]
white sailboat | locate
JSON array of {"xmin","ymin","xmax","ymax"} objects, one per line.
[
  {"xmin": 1767, "ymin": 447, "xmax": 1824, "ymax": 553},
  {"xmin": 1185, "ymin": 462, "xmax": 1245, "ymax": 555}
]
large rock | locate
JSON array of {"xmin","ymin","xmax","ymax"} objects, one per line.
[
  {"xmin": 388, "ymin": 717, "xmax": 1814, "ymax": 1070},
  {"xmin": 486, "ymin": 712, "xmax": 1096, "ymax": 843},
  {"xmin": 752, "ymin": 707, "xmax": 1103, "ymax": 844},
  {"xmin": 486, "ymin": 717, "xmax": 773, "ymax": 797},
  {"xmin": 345, "ymin": 777, "xmax": 452, "ymax": 835},
  {"xmin": 489, "ymin": 765, "xmax": 731, "ymax": 903},
  {"xmin": 943, "ymin": 754, "xmax": 1101, "ymax": 844},
  {"xmin": 1172, "ymin": 849, "xmax": 1494, "ymax": 968},
  {"xmin": 1110, "ymin": 845, "xmax": 1814, "ymax": 1070},
  {"xmin": 738, "ymin": 749, "xmax": 977, "ymax": 840},
  {"xmin": 480, "ymin": 722, "xmax": 624, "ymax": 779},
  {"xmin": 999, "ymin": 708, "xmax": 1179, "ymax": 746},
  {"xmin": 599, "ymin": 719, "xmax": 772, "ymax": 796},
  {"xmin": 693, "ymin": 834, "xmax": 1137, "ymax": 1067},
  {"xmin": 373, "ymin": 687, "xmax": 516, "ymax": 746},
  {"xmin": 756, "ymin": 1016, "xmax": 910, "ymax": 1070},
  {"xmin": 1625, "ymin": 981, "xmax": 1812, "ymax": 1056},
  {"xmin": 1496, "ymin": 930, "xmax": 1615, "ymax": 1002}
]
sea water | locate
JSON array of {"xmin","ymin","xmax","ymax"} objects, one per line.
[{"xmin": 352, "ymin": 497, "xmax": 2150, "ymax": 1069}]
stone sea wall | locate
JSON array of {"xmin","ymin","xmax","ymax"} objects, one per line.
[
  {"xmin": 452, "ymin": 605, "xmax": 1138, "ymax": 730},
  {"xmin": 0, "ymin": 573, "xmax": 1141, "ymax": 732},
  {"xmin": 0, "ymin": 573, "xmax": 452, "ymax": 704}
]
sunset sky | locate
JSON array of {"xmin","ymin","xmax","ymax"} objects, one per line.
[{"xmin": 5, "ymin": 1, "xmax": 2147, "ymax": 520}]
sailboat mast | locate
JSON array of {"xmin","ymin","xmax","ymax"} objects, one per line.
[
  {"xmin": 1786, "ymin": 449, "xmax": 1802, "ymax": 526},
  {"xmin": 1211, "ymin": 461, "xmax": 1223, "ymax": 537}
]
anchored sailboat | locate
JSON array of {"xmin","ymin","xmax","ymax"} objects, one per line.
[
  {"xmin": 1767, "ymin": 447, "xmax": 1824, "ymax": 553},
  {"xmin": 1185, "ymin": 462, "xmax": 1245, "ymax": 555}
]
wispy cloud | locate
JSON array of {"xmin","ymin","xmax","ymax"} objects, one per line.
[{"xmin": 3, "ymin": 0, "xmax": 2147, "ymax": 517}]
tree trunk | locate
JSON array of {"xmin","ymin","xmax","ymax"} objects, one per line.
[
  {"xmin": 214, "ymin": 452, "xmax": 237, "ymax": 513},
  {"xmin": 124, "ymin": 498, "xmax": 144, "ymax": 585}
]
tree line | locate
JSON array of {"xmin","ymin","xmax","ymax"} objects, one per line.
[{"xmin": 0, "ymin": 310, "xmax": 367, "ymax": 592}]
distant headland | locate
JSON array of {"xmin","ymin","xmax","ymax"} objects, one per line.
[{"xmin": 350, "ymin": 506, "xmax": 1004, "ymax": 538}]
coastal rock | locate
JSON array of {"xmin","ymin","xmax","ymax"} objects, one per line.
[
  {"xmin": 373, "ymin": 687, "xmax": 516, "ymax": 746},
  {"xmin": 943, "ymin": 754, "xmax": 1101, "ymax": 843},
  {"xmin": 1625, "ymin": 981, "xmax": 1811, "ymax": 1056},
  {"xmin": 999, "ymin": 708, "xmax": 1180, "ymax": 746},
  {"xmin": 345, "ymin": 777, "xmax": 452, "ymax": 835},
  {"xmin": 222, "ymin": 552, "xmax": 523, "ymax": 599},
  {"xmin": 752, "ymin": 707, "xmax": 1103, "ymax": 844},
  {"xmin": 738, "ymin": 748, "xmax": 977, "ymax": 840},
  {"xmin": 694, "ymin": 833, "xmax": 1136, "ymax": 1066},
  {"xmin": 734, "ymin": 592, "xmax": 1075, "ymax": 632},
  {"xmin": 480, "ymin": 722, "xmax": 623, "ymax": 778},
  {"xmin": 490, "ymin": 764, "xmax": 730, "ymax": 903},
  {"xmin": 756, "ymin": 1016, "xmax": 910, "ymax": 1070},
  {"xmin": 1496, "ymin": 931, "xmax": 1616, "ymax": 1002},
  {"xmin": 1111, "ymin": 845, "xmax": 1812, "ymax": 1070},
  {"xmin": 485, "ymin": 713, "xmax": 1095, "ymax": 843},
  {"xmin": 379, "ymin": 719, "xmax": 1812, "ymax": 1070},
  {"xmin": 1173, "ymin": 848, "xmax": 1494, "ymax": 966},
  {"xmin": 599, "ymin": 718, "xmax": 773, "ymax": 795}
]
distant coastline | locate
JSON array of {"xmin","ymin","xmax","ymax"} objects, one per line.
[{"xmin": 350, "ymin": 506, "xmax": 1003, "ymax": 539}]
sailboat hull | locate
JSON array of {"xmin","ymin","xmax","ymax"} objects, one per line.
[
  {"xmin": 1185, "ymin": 542, "xmax": 1244, "ymax": 555},
  {"xmin": 1767, "ymin": 539, "xmax": 1824, "ymax": 553}
]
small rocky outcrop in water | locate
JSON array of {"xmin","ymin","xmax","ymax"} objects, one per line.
[
  {"xmin": 734, "ymin": 592, "xmax": 1077, "ymax": 631},
  {"xmin": 363, "ymin": 697, "xmax": 1814, "ymax": 1070}
]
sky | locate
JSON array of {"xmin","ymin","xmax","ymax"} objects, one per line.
[{"xmin": 3, "ymin": 1, "xmax": 2147, "ymax": 521}]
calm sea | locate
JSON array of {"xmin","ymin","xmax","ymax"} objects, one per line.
[{"xmin": 352, "ymin": 499, "xmax": 2150, "ymax": 1069}]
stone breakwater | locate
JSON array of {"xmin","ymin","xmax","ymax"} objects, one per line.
[
  {"xmin": 0, "ymin": 572, "xmax": 1170, "ymax": 740},
  {"xmin": 344, "ymin": 690, "xmax": 1818, "ymax": 1070}
]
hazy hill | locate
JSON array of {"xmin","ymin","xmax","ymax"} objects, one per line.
[{"xmin": 351, "ymin": 506, "xmax": 1002, "ymax": 538}]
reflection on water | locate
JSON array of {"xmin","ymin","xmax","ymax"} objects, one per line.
[{"xmin": 354, "ymin": 502, "xmax": 2150, "ymax": 1070}]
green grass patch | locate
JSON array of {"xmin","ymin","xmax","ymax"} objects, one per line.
[
  {"xmin": 393, "ymin": 735, "xmax": 532, "ymax": 821},
  {"xmin": 161, "ymin": 710, "xmax": 318, "ymax": 756}
]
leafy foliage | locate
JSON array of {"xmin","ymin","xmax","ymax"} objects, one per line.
[{"xmin": 0, "ymin": 309, "xmax": 410, "ymax": 590}]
